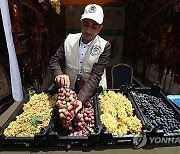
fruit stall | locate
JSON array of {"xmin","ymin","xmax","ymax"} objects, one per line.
[
  {"xmin": 0, "ymin": 84, "xmax": 179, "ymax": 153},
  {"xmin": 0, "ymin": 0, "xmax": 179, "ymax": 153}
]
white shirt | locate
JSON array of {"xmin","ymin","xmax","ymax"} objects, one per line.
[{"xmin": 78, "ymin": 40, "xmax": 92, "ymax": 74}]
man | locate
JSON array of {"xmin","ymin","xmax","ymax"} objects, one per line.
[{"xmin": 49, "ymin": 4, "xmax": 111, "ymax": 112}]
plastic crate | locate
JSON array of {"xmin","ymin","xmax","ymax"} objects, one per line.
[
  {"xmin": 97, "ymin": 86, "xmax": 149, "ymax": 146},
  {"xmin": 47, "ymin": 94, "xmax": 102, "ymax": 148},
  {"xmin": 128, "ymin": 84, "xmax": 180, "ymax": 139},
  {"xmin": 0, "ymin": 91, "xmax": 54, "ymax": 147},
  {"xmin": 167, "ymin": 95, "xmax": 180, "ymax": 109}
]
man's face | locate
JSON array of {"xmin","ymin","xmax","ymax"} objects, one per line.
[{"xmin": 81, "ymin": 19, "xmax": 102, "ymax": 44}]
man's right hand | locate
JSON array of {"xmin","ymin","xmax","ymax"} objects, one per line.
[{"xmin": 55, "ymin": 75, "xmax": 70, "ymax": 87}]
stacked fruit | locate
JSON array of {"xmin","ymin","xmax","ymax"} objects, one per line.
[
  {"xmin": 4, "ymin": 92, "xmax": 56, "ymax": 137},
  {"xmin": 99, "ymin": 90, "xmax": 142, "ymax": 135},
  {"xmin": 69, "ymin": 128, "xmax": 90, "ymax": 136},
  {"xmin": 68, "ymin": 101, "xmax": 95, "ymax": 136},
  {"xmin": 131, "ymin": 91, "xmax": 180, "ymax": 133},
  {"xmin": 56, "ymin": 87, "xmax": 79, "ymax": 130},
  {"xmin": 49, "ymin": 0, "xmax": 61, "ymax": 14},
  {"xmin": 56, "ymin": 87, "xmax": 95, "ymax": 136}
]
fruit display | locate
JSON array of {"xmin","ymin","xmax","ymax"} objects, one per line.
[
  {"xmin": 131, "ymin": 91, "xmax": 180, "ymax": 133},
  {"xmin": 3, "ymin": 93, "xmax": 56, "ymax": 137},
  {"xmin": 55, "ymin": 87, "xmax": 95, "ymax": 136},
  {"xmin": 99, "ymin": 90, "xmax": 142, "ymax": 135},
  {"xmin": 1, "ymin": 85, "xmax": 180, "ymax": 147}
]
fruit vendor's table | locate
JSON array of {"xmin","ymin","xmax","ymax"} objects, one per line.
[{"xmin": 0, "ymin": 102, "xmax": 179, "ymax": 154}]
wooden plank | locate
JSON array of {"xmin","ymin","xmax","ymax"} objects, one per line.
[{"xmin": 0, "ymin": 98, "xmax": 13, "ymax": 116}]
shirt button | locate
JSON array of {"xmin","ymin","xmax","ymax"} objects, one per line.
[{"xmin": 80, "ymin": 62, "xmax": 82, "ymax": 63}]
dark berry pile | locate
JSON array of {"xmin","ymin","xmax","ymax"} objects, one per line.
[{"xmin": 131, "ymin": 92, "xmax": 180, "ymax": 133}]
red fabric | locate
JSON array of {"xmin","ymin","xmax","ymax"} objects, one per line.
[{"xmin": 8, "ymin": 0, "xmax": 21, "ymax": 43}]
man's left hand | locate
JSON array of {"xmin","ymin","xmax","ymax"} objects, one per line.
[{"xmin": 75, "ymin": 100, "xmax": 83, "ymax": 114}]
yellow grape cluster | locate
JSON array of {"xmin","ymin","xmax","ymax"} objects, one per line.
[
  {"xmin": 100, "ymin": 91, "xmax": 142, "ymax": 135},
  {"xmin": 4, "ymin": 93, "xmax": 57, "ymax": 137},
  {"xmin": 49, "ymin": 0, "xmax": 61, "ymax": 14}
]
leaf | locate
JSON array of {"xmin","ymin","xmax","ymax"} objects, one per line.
[
  {"xmin": 28, "ymin": 88, "xmax": 36, "ymax": 99},
  {"xmin": 99, "ymin": 88, "xmax": 107, "ymax": 98},
  {"xmin": 30, "ymin": 116, "xmax": 43, "ymax": 128},
  {"xmin": 86, "ymin": 126, "xmax": 94, "ymax": 133}
]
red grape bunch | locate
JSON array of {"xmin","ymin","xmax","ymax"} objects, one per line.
[
  {"xmin": 69, "ymin": 128, "xmax": 90, "ymax": 137},
  {"xmin": 74, "ymin": 101, "xmax": 95, "ymax": 130},
  {"xmin": 69, "ymin": 99, "xmax": 96, "ymax": 136},
  {"xmin": 56, "ymin": 88, "xmax": 96, "ymax": 136},
  {"xmin": 56, "ymin": 87, "xmax": 80, "ymax": 128}
]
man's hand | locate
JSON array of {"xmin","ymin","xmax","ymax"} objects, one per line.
[
  {"xmin": 55, "ymin": 75, "xmax": 70, "ymax": 87},
  {"xmin": 66, "ymin": 100, "xmax": 83, "ymax": 122},
  {"xmin": 75, "ymin": 100, "xmax": 83, "ymax": 114}
]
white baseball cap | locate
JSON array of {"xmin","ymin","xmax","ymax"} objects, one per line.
[{"xmin": 80, "ymin": 4, "xmax": 104, "ymax": 24}]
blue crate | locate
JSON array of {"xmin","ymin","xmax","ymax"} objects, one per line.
[{"xmin": 167, "ymin": 95, "xmax": 180, "ymax": 107}]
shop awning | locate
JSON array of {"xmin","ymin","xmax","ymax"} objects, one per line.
[{"xmin": 60, "ymin": 0, "xmax": 129, "ymax": 6}]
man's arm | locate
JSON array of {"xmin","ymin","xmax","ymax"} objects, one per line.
[
  {"xmin": 77, "ymin": 42, "xmax": 111, "ymax": 103},
  {"xmin": 49, "ymin": 43, "xmax": 65, "ymax": 80}
]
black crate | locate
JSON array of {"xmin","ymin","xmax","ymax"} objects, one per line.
[
  {"xmin": 97, "ymin": 86, "xmax": 149, "ymax": 146},
  {"xmin": 128, "ymin": 84, "xmax": 180, "ymax": 139},
  {"xmin": 47, "ymin": 94, "xmax": 102, "ymax": 147},
  {"xmin": 0, "ymin": 91, "xmax": 53, "ymax": 147}
]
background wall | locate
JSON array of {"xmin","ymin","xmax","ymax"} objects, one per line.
[
  {"xmin": 122, "ymin": 0, "xmax": 180, "ymax": 94},
  {"xmin": 136, "ymin": 60, "xmax": 180, "ymax": 94}
]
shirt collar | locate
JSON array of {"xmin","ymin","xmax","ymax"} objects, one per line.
[{"xmin": 80, "ymin": 37, "xmax": 93, "ymax": 46}]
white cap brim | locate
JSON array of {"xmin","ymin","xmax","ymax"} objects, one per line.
[{"xmin": 81, "ymin": 14, "xmax": 103, "ymax": 24}]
